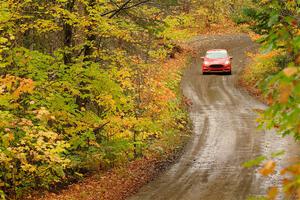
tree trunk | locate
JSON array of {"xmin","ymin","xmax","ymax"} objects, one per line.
[
  {"xmin": 63, "ymin": 0, "xmax": 75, "ymax": 64},
  {"xmin": 83, "ymin": 0, "xmax": 96, "ymax": 61}
]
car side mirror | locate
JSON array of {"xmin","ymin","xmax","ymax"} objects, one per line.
[{"xmin": 229, "ymin": 56, "xmax": 233, "ymax": 60}]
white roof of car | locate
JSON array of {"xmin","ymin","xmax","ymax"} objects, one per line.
[{"xmin": 207, "ymin": 49, "xmax": 227, "ymax": 53}]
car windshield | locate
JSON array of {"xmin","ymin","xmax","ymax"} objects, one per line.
[{"xmin": 206, "ymin": 51, "xmax": 228, "ymax": 59}]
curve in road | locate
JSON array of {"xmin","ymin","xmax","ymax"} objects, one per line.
[{"xmin": 128, "ymin": 34, "xmax": 298, "ymax": 200}]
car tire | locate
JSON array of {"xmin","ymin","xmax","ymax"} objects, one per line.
[
  {"xmin": 202, "ymin": 72, "xmax": 207, "ymax": 75},
  {"xmin": 227, "ymin": 71, "xmax": 232, "ymax": 75}
]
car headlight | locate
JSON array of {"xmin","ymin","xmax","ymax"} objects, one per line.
[
  {"xmin": 204, "ymin": 61, "xmax": 209, "ymax": 66},
  {"xmin": 225, "ymin": 60, "xmax": 230, "ymax": 65}
]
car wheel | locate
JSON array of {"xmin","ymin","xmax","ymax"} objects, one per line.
[
  {"xmin": 202, "ymin": 72, "xmax": 207, "ymax": 75},
  {"xmin": 227, "ymin": 71, "xmax": 232, "ymax": 75}
]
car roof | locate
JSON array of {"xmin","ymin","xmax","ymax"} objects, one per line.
[{"xmin": 206, "ymin": 49, "xmax": 227, "ymax": 53}]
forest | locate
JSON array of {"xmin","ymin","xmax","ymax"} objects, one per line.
[
  {"xmin": 0, "ymin": 0, "xmax": 299, "ymax": 199},
  {"xmin": 0, "ymin": 0, "xmax": 244, "ymax": 199}
]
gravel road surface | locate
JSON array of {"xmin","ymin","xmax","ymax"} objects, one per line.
[{"xmin": 128, "ymin": 34, "xmax": 298, "ymax": 200}]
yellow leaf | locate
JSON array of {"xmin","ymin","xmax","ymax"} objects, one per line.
[
  {"xmin": 283, "ymin": 67, "xmax": 298, "ymax": 77},
  {"xmin": 259, "ymin": 160, "xmax": 276, "ymax": 176}
]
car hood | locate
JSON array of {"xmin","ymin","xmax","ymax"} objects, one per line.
[{"xmin": 204, "ymin": 58, "xmax": 229, "ymax": 64}]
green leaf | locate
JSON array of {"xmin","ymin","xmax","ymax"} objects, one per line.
[
  {"xmin": 243, "ymin": 156, "xmax": 267, "ymax": 168},
  {"xmin": 268, "ymin": 13, "xmax": 279, "ymax": 27}
]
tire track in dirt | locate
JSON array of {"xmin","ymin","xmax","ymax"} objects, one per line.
[{"xmin": 128, "ymin": 34, "xmax": 298, "ymax": 200}]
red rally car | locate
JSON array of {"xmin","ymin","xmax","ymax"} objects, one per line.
[{"xmin": 201, "ymin": 49, "xmax": 232, "ymax": 75}]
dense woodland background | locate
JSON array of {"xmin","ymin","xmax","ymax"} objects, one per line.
[
  {"xmin": 0, "ymin": 0, "xmax": 248, "ymax": 199},
  {"xmin": 0, "ymin": 0, "xmax": 299, "ymax": 199}
]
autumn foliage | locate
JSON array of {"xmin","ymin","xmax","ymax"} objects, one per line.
[
  {"xmin": 0, "ymin": 0, "xmax": 196, "ymax": 199},
  {"xmin": 0, "ymin": 0, "xmax": 258, "ymax": 199},
  {"xmin": 239, "ymin": 0, "xmax": 300, "ymax": 199}
]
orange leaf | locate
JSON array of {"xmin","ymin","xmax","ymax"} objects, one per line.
[
  {"xmin": 297, "ymin": 188, "xmax": 300, "ymax": 200},
  {"xmin": 282, "ymin": 178, "xmax": 293, "ymax": 196},
  {"xmin": 259, "ymin": 160, "xmax": 276, "ymax": 176},
  {"xmin": 295, "ymin": 54, "xmax": 300, "ymax": 65},
  {"xmin": 267, "ymin": 187, "xmax": 278, "ymax": 200},
  {"xmin": 285, "ymin": 164, "xmax": 300, "ymax": 175},
  {"xmin": 8, "ymin": 133, "xmax": 14, "ymax": 141},
  {"xmin": 279, "ymin": 83, "xmax": 293, "ymax": 104}
]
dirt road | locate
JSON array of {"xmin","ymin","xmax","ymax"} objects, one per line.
[{"xmin": 128, "ymin": 34, "xmax": 298, "ymax": 200}]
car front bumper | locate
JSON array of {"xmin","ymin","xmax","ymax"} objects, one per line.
[{"xmin": 202, "ymin": 65, "xmax": 231, "ymax": 73}]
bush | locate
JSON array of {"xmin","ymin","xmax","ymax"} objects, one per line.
[{"xmin": 241, "ymin": 51, "xmax": 281, "ymax": 88}]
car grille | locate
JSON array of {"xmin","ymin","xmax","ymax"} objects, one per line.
[{"xmin": 210, "ymin": 64, "xmax": 223, "ymax": 68}]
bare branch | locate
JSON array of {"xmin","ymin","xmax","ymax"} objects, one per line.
[{"xmin": 100, "ymin": 0, "xmax": 151, "ymax": 18}]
